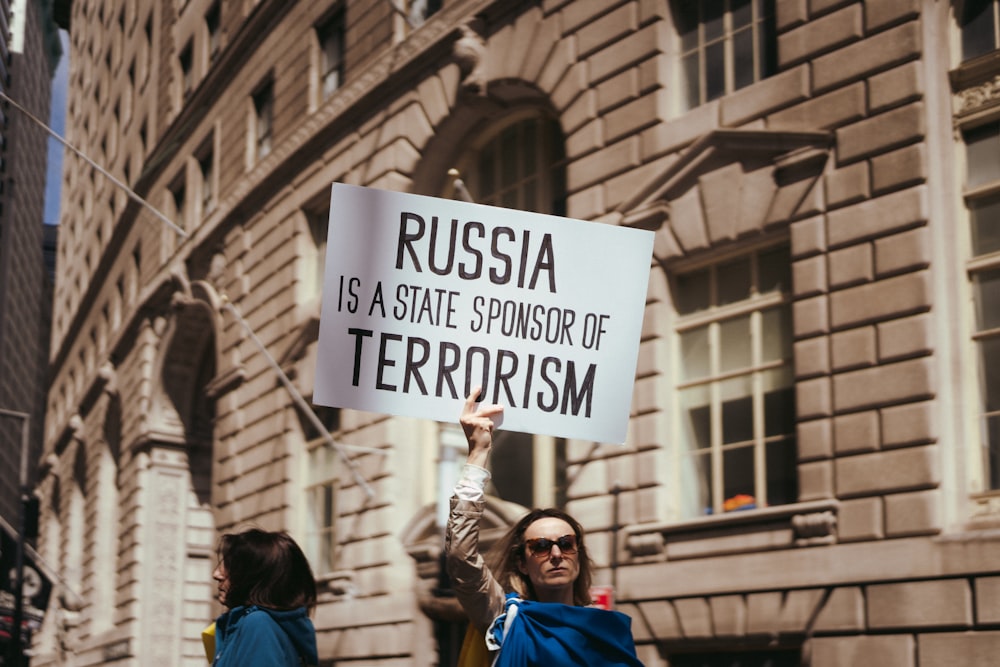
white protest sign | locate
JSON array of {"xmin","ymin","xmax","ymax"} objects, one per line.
[{"xmin": 313, "ymin": 183, "xmax": 654, "ymax": 443}]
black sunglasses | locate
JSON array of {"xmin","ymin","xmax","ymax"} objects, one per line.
[{"xmin": 523, "ymin": 534, "xmax": 578, "ymax": 558}]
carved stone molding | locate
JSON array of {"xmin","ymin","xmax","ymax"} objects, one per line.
[
  {"xmin": 618, "ymin": 129, "xmax": 832, "ymax": 265},
  {"xmin": 791, "ymin": 510, "xmax": 837, "ymax": 547},
  {"xmin": 624, "ymin": 499, "xmax": 840, "ymax": 562},
  {"xmin": 625, "ymin": 531, "xmax": 666, "ymax": 558},
  {"xmin": 454, "ymin": 18, "xmax": 487, "ymax": 96},
  {"xmin": 955, "ymin": 73, "xmax": 1000, "ymax": 117}
]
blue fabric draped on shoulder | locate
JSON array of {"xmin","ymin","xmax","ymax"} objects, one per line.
[{"xmin": 491, "ymin": 596, "xmax": 644, "ymax": 667}]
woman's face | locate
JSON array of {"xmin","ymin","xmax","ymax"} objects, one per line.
[
  {"xmin": 212, "ymin": 561, "xmax": 230, "ymax": 606},
  {"xmin": 517, "ymin": 517, "xmax": 580, "ymax": 601}
]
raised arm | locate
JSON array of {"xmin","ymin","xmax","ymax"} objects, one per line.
[{"xmin": 445, "ymin": 387, "xmax": 506, "ymax": 634}]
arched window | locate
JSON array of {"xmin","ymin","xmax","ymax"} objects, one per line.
[
  {"xmin": 444, "ymin": 111, "xmax": 569, "ymax": 510},
  {"xmin": 449, "ymin": 113, "xmax": 567, "ymax": 216}
]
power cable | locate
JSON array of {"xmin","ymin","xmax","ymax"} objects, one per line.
[{"xmin": 0, "ymin": 90, "xmax": 380, "ymax": 500}]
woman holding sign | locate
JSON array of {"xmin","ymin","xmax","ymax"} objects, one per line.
[{"xmin": 446, "ymin": 388, "xmax": 643, "ymax": 666}]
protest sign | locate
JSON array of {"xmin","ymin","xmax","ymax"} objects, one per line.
[{"xmin": 313, "ymin": 184, "xmax": 653, "ymax": 443}]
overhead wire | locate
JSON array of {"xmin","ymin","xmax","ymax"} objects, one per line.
[{"xmin": 0, "ymin": 89, "xmax": 380, "ymax": 500}]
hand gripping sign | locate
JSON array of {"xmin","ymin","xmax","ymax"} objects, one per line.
[{"xmin": 314, "ymin": 184, "xmax": 654, "ymax": 444}]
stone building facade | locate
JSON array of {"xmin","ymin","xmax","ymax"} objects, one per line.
[{"xmin": 38, "ymin": 0, "xmax": 1000, "ymax": 665}]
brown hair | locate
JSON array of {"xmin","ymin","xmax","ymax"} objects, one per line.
[
  {"xmin": 217, "ymin": 528, "xmax": 317, "ymax": 612},
  {"xmin": 486, "ymin": 508, "xmax": 593, "ymax": 606}
]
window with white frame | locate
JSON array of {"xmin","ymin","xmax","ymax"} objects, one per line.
[
  {"xmin": 963, "ymin": 121, "xmax": 1000, "ymax": 491},
  {"xmin": 672, "ymin": 0, "xmax": 777, "ymax": 113},
  {"xmin": 301, "ymin": 406, "xmax": 341, "ymax": 574},
  {"xmin": 316, "ymin": 9, "xmax": 345, "ymax": 102},
  {"xmin": 251, "ymin": 79, "xmax": 274, "ymax": 162},
  {"xmin": 673, "ymin": 244, "xmax": 796, "ymax": 518},
  {"xmin": 961, "ymin": 0, "xmax": 1000, "ymax": 62}
]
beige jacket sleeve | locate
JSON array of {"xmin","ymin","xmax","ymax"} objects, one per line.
[{"xmin": 445, "ymin": 496, "xmax": 508, "ymax": 635}]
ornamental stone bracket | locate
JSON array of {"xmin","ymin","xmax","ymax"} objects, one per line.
[
  {"xmin": 616, "ymin": 129, "xmax": 832, "ymax": 266},
  {"xmin": 624, "ymin": 499, "xmax": 840, "ymax": 562},
  {"xmin": 318, "ymin": 570, "xmax": 358, "ymax": 601}
]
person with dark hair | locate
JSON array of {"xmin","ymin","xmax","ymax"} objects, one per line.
[
  {"xmin": 447, "ymin": 388, "xmax": 643, "ymax": 666},
  {"xmin": 210, "ymin": 528, "xmax": 319, "ymax": 667}
]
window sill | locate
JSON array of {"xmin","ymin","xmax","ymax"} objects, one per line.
[{"xmin": 624, "ymin": 499, "xmax": 840, "ymax": 562}]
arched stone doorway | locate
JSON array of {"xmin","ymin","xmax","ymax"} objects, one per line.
[{"xmin": 138, "ymin": 279, "xmax": 228, "ymax": 665}]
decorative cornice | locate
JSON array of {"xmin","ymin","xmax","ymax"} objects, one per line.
[{"xmin": 954, "ymin": 73, "xmax": 1000, "ymax": 118}]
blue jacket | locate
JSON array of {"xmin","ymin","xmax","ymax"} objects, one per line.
[{"xmin": 213, "ymin": 605, "xmax": 318, "ymax": 667}]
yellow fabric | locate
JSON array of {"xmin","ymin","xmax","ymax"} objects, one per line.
[
  {"xmin": 202, "ymin": 621, "xmax": 216, "ymax": 663},
  {"xmin": 457, "ymin": 624, "xmax": 491, "ymax": 667}
]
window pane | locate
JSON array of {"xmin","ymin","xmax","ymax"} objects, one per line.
[
  {"xmin": 722, "ymin": 445, "xmax": 755, "ymax": 508},
  {"xmin": 502, "ymin": 190, "xmax": 519, "ymax": 209},
  {"xmin": 718, "ymin": 257, "xmax": 751, "ymax": 305},
  {"xmin": 680, "ymin": 326, "xmax": 710, "ymax": 381},
  {"xmin": 974, "ymin": 268, "xmax": 1000, "ymax": 332},
  {"xmin": 522, "ymin": 120, "xmax": 538, "ymax": 177},
  {"xmin": 733, "ymin": 28, "xmax": 754, "ymax": 90},
  {"xmin": 986, "ymin": 413, "xmax": 1000, "ymax": 489},
  {"xmin": 764, "ymin": 384, "xmax": 795, "ymax": 437},
  {"xmin": 676, "ymin": 267, "xmax": 711, "ymax": 314},
  {"xmin": 732, "ymin": 0, "xmax": 753, "ymax": 28},
  {"xmin": 705, "ymin": 40, "xmax": 726, "ymax": 102},
  {"xmin": 719, "ymin": 315, "xmax": 751, "ymax": 372},
  {"xmin": 681, "ymin": 52, "xmax": 701, "ymax": 110},
  {"xmin": 524, "ymin": 181, "xmax": 537, "ymax": 212},
  {"xmin": 322, "ymin": 484, "xmax": 334, "ymax": 527},
  {"xmin": 966, "ymin": 123, "xmax": 1000, "ymax": 188},
  {"xmin": 319, "ymin": 529, "xmax": 334, "ymax": 574},
  {"xmin": 721, "ymin": 377, "xmax": 753, "ymax": 444},
  {"xmin": 758, "ymin": 0, "xmax": 778, "ymax": 78},
  {"xmin": 703, "ymin": 0, "xmax": 725, "ymax": 41},
  {"xmin": 761, "ymin": 307, "xmax": 791, "ymax": 362},
  {"xmin": 970, "ymin": 193, "xmax": 1000, "ymax": 256},
  {"xmin": 501, "ymin": 125, "xmax": 518, "ymax": 187},
  {"xmin": 980, "ymin": 336, "xmax": 1000, "ymax": 412},
  {"xmin": 962, "ymin": 0, "xmax": 996, "ymax": 61},
  {"xmin": 674, "ymin": 0, "xmax": 700, "ymax": 51},
  {"xmin": 477, "ymin": 143, "xmax": 496, "ymax": 199},
  {"xmin": 766, "ymin": 437, "xmax": 797, "ymax": 506},
  {"xmin": 683, "ymin": 451, "xmax": 713, "ymax": 516},
  {"xmin": 759, "ymin": 245, "xmax": 791, "ymax": 293},
  {"xmin": 680, "ymin": 385, "xmax": 711, "ymax": 451},
  {"xmin": 489, "ymin": 431, "xmax": 534, "ymax": 508}
]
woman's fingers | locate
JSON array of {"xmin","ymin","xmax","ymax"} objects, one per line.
[
  {"xmin": 462, "ymin": 386, "xmax": 483, "ymax": 418},
  {"xmin": 460, "ymin": 386, "xmax": 504, "ymax": 449}
]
